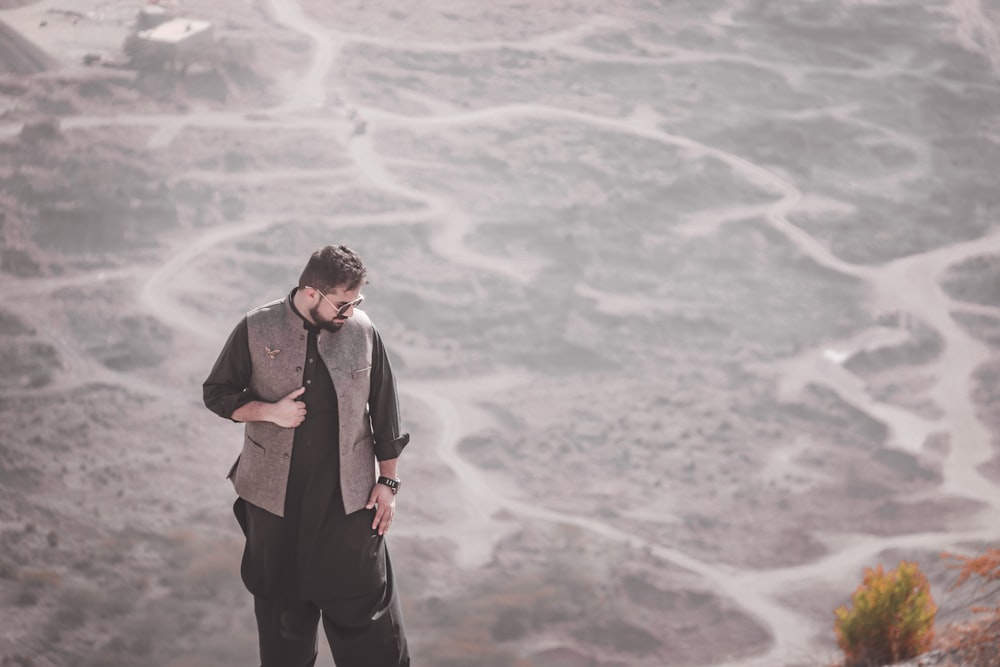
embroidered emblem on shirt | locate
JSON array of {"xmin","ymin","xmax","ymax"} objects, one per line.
[{"xmin": 265, "ymin": 346, "xmax": 280, "ymax": 359}]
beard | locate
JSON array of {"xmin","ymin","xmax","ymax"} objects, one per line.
[{"xmin": 309, "ymin": 305, "xmax": 346, "ymax": 333}]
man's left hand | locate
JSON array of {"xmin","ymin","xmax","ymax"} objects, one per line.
[{"xmin": 366, "ymin": 483, "xmax": 396, "ymax": 535}]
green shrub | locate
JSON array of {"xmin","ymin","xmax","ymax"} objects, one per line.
[{"xmin": 834, "ymin": 561, "xmax": 936, "ymax": 667}]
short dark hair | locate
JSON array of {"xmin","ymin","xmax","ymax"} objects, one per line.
[{"xmin": 298, "ymin": 244, "xmax": 368, "ymax": 292}]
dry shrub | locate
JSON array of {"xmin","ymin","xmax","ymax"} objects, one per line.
[
  {"xmin": 938, "ymin": 549, "xmax": 1000, "ymax": 665},
  {"xmin": 834, "ymin": 561, "xmax": 936, "ymax": 667}
]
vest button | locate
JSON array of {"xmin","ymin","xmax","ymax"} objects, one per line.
[
  {"xmin": 283, "ymin": 453, "xmax": 289, "ymax": 460},
  {"xmin": 296, "ymin": 366, "xmax": 302, "ymax": 372}
]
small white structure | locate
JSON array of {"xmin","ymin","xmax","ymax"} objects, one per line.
[{"xmin": 128, "ymin": 17, "xmax": 213, "ymax": 71}]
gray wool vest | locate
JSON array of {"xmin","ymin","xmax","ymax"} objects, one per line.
[{"xmin": 230, "ymin": 296, "xmax": 376, "ymax": 517}]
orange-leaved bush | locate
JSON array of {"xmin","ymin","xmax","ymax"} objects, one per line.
[
  {"xmin": 938, "ymin": 548, "xmax": 1000, "ymax": 666},
  {"xmin": 834, "ymin": 560, "xmax": 937, "ymax": 667},
  {"xmin": 943, "ymin": 548, "xmax": 1000, "ymax": 593}
]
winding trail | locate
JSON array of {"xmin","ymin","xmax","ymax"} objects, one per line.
[
  {"xmin": 948, "ymin": 0, "xmax": 1000, "ymax": 78},
  {"xmin": 2, "ymin": 0, "xmax": 998, "ymax": 665},
  {"xmin": 261, "ymin": 4, "xmax": 1000, "ymax": 665},
  {"xmin": 260, "ymin": 3, "xmax": 1000, "ymax": 664}
]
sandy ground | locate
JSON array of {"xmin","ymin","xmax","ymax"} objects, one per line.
[{"xmin": 1, "ymin": 0, "xmax": 1000, "ymax": 666}]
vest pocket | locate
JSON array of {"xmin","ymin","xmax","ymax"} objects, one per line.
[
  {"xmin": 352, "ymin": 434, "xmax": 375, "ymax": 451},
  {"xmin": 235, "ymin": 434, "xmax": 267, "ymax": 490},
  {"xmin": 246, "ymin": 434, "xmax": 266, "ymax": 451},
  {"xmin": 351, "ymin": 365, "xmax": 372, "ymax": 378},
  {"xmin": 226, "ymin": 455, "xmax": 241, "ymax": 480}
]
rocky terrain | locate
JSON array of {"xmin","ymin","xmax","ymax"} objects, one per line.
[{"xmin": 1, "ymin": 1, "xmax": 999, "ymax": 666}]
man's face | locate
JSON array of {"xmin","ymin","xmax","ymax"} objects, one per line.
[{"xmin": 308, "ymin": 285, "xmax": 363, "ymax": 333}]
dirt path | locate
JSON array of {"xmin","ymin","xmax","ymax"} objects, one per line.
[
  {"xmin": 948, "ymin": 0, "xmax": 1000, "ymax": 78},
  {"xmin": 312, "ymin": 11, "xmax": 1000, "ymax": 666},
  {"xmin": 351, "ymin": 88, "xmax": 1000, "ymax": 658},
  {"xmin": 4, "ymin": 0, "xmax": 998, "ymax": 664}
]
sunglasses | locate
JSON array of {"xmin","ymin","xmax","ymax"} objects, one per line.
[{"xmin": 305, "ymin": 286, "xmax": 364, "ymax": 318}]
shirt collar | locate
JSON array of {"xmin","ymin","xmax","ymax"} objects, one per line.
[{"xmin": 288, "ymin": 288, "xmax": 321, "ymax": 334}]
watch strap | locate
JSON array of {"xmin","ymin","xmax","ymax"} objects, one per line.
[{"xmin": 377, "ymin": 475, "xmax": 401, "ymax": 494}]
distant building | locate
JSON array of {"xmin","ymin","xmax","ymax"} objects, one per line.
[{"xmin": 125, "ymin": 17, "xmax": 213, "ymax": 71}]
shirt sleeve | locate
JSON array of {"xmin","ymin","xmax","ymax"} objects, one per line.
[
  {"xmin": 203, "ymin": 317, "xmax": 258, "ymax": 421},
  {"xmin": 368, "ymin": 325, "xmax": 410, "ymax": 461}
]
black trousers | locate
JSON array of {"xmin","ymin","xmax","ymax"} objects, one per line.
[{"xmin": 253, "ymin": 555, "xmax": 409, "ymax": 667}]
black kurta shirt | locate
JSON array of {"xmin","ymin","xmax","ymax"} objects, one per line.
[{"xmin": 203, "ymin": 291, "xmax": 409, "ymax": 600}]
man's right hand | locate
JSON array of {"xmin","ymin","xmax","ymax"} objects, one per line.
[{"xmin": 270, "ymin": 387, "xmax": 307, "ymax": 428}]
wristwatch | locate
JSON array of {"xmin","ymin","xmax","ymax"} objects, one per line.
[{"xmin": 377, "ymin": 476, "xmax": 401, "ymax": 495}]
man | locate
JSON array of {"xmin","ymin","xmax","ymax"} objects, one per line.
[{"xmin": 203, "ymin": 244, "xmax": 410, "ymax": 667}]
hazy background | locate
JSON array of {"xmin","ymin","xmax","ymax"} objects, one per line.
[{"xmin": 1, "ymin": 1, "xmax": 999, "ymax": 666}]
